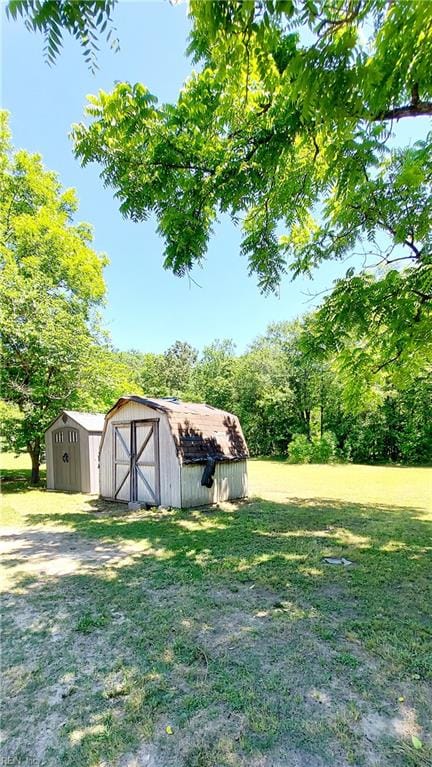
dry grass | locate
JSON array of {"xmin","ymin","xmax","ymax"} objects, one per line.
[{"xmin": 1, "ymin": 454, "xmax": 431, "ymax": 766}]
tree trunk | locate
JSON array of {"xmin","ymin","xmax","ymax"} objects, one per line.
[
  {"xmin": 304, "ymin": 410, "xmax": 311, "ymax": 440},
  {"xmin": 28, "ymin": 439, "xmax": 41, "ymax": 485}
]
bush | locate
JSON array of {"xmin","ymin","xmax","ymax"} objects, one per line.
[
  {"xmin": 310, "ymin": 431, "xmax": 338, "ymax": 463},
  {"xmin": 288, "ymin": 434, "xmax": 312, "ymax": 463},
  {"xmin": 288, "ymin": 431, "xmax": 338, "ymax": 464}
]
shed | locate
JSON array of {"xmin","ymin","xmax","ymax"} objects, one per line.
[
  {"xmin": 99, "ymin": 396, "xmax": 249, "ymax": 508},
  {"xmin": 45, "ymin": 410, "xmax": 105, "ymax": 493}
]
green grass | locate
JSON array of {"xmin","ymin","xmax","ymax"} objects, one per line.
[
  {"xmin": 1, "ymin": 455, "xmax": 431, "ymax": 767},
  {"xmin": 76, "ymin": 611, "xmax": 110, "ymax": 633}
]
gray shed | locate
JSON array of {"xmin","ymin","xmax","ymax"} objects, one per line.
[
  {"xmin": 99, "ymin": 396, "xmax": 249, "ymax": 508},
  {"xmin": 45, "ymin": 410, "xmax": 105, "ymax": 493}
]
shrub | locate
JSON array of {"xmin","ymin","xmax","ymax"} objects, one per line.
[
  {"xmin": 310, "ymin": 431, "xmax": 338, "ymax": 463},
  {"xmin": 288, "ymin": 431, "xmax": 338, "ymax": 464},
  {"xmin": 288, "ymin": 434, "xmax": 312, "ymax": 463}
]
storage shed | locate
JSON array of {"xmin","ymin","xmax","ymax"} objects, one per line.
[
  {"xmin": 45, "ymin": 410, "xmax": 105, "ymax": 494},
  {"xmin": 99, "ymin": 396, "xmax": 249, "ymax": 507}
]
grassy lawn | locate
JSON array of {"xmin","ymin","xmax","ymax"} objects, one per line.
[{"xmin": 1, "ymin": 455, "xmax": 431, "ymax": 767}]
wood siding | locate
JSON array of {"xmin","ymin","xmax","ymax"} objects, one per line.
[
  {"xmin": 180, "ymin": 460, "xmax": 248, "ymax": 507},
  {"xmin": 99, "ymin": 402, "xmax": 181, "ymax": 507}
]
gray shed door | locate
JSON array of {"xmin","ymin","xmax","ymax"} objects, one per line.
[
  {"xmin": 52, "ymin": 427, "xmax": 81, "ymax": 491},
  {"xmin": 113, "ymin": 420, "xmax": 160, "ymax": 505}
]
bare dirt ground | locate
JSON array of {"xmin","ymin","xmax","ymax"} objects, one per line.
[{"xmin": 1, "ymin": 524, "xmax": 150, "ymax": 582}]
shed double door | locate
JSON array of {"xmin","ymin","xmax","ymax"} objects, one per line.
[{"xmin": 113, "ymin": 420, "xmax": 160, "ymax": 505}]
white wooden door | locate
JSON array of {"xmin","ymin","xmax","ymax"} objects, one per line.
[
  {"xmin": 134, "ymin": 421, "xmax": 160, "ymax": 505},
  {"xmin": 113, "ymin": 420, "xmax": 160, "ymax": 505},
  {"xmin": 113, "ymin": 423, "xmax": 131, "ymax": 501}
]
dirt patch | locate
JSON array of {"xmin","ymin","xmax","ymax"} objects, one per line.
[
  {"xmin": 117, "ymin": 743, "xmax": 161, "ymax": 767},
  {"xmin": 247, "ymin": 747, "xmax": 350, "ymax": 767},
  {"xmin": 158, "ymin": 706, "xmax": 247, "ymax": 767},
  {"xmin": 362, "ymin": 708, "xmax": 423, "ymax": 743},
  {"xmin": 0, "ymin": 525, "xmax": 157, "ymax": 589}
]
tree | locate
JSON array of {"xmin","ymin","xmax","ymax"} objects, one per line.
[
  {"xmin": 0, "ymin": 113, "xmax": 136, "ymax": 483},
  {"xmin": 233, "ymin": 350, "xmax": 296, "ymax": 455},
  {"xmin": 396, "ymin": 378, "xmax": 432, "ymax": 464},
  {"xmin": 163, "ymin": 341, "xmax": 198, "ymax": 397},
  {"xmin": 116, "ymin": 343, "xmax": 199, "ymax": 400},
  {"xmin": 136, "ymin": 351, "xmax": 170, "ymax": 398},
  {"xmin": 67, "ymin": 0, "xmax": 431, "ymax": 397},
  {"xmin": 68, "ymin": 1, "xmax": 431, "ymax": 281},
  {"xmin": 10, "ymin": 1, "xmax": 432, "ymax": 123},
  {"xmin": 299, "ymin": 141, "xmax": 432, "ymax": 403},
  {"xmin": 6, "ymin": 0, "xmax": 118, "ymax": 71},
  {"xmin": 73, "ymin": 346, "xmax": 143, "ymax": 413},
  {"xmin": 1, "ymin": 287, "xmax": 90, "ymax": 483},
  {"xmin": 193, "ymin": 339, "xmax": 237, "ymax": 412},
  {"xmin": 242, "ymin": 320, "xmax": 342, "ymax": 452}
]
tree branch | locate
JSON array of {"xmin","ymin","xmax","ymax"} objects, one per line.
[
  {"xmin": 372, "ymin": 347, "xmax": 403, "ymax": 374},
  {"xmin": 317, "ymin": 1, "xmax": 362, "ymax": 38},
  {"xmin": 411, "ymin": 289, "xmax": 432, "ymax": 302},
  {"xmin": 373, "ymin": 101, "xmax": 432, "ymax": 121}
]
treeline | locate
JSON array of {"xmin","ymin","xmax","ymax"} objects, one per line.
[{"xmin": 117, "ymin": 322, "xmax": 432, "ymax": 466}]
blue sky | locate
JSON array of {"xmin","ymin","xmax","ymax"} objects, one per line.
[{"xmin": 1, "ymin": 1, "xmax": 428, "ymax": 354}]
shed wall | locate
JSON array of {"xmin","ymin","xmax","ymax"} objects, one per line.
[
  {"xmin": 78, "ymin": 424, "xmax": 90, "ymax": 492},
  {"xmin": 88, "ymin": 433, "xmax": 102, "ymax": 494},
  {"xmin": 180, "ymin": 460, "xmax": 248, "ymax": 507},
  {"xmin": 100, "ymin": 402, "xmax": 181, "ymax": 507}
]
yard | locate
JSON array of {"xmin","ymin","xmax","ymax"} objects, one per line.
[{"xmin": 1, "ymin": 456, "xmax": 431, "ymax": 767}]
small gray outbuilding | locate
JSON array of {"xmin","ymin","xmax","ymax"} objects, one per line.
[
  {"xmin": 45, "ymin": 410, "xmax": 105, "ymax": 494},
  {"xmin": 99, "ymin": 396, "xmax": 249, "ymax": 507}
]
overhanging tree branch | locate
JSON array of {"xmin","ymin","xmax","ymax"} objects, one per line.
[{"xmin": 373, "ymin": 101, "xmax": 432, "ymax": 121}]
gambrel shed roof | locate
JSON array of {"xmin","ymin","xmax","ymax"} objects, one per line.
[{"xmin": 103, "ymin": 396, "xmax": 249, "ymax": 464}]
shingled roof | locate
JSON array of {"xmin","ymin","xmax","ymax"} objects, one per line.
[{"xmin": 104, "ymin": 396, "xmax": 249, "ymax": 464}]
